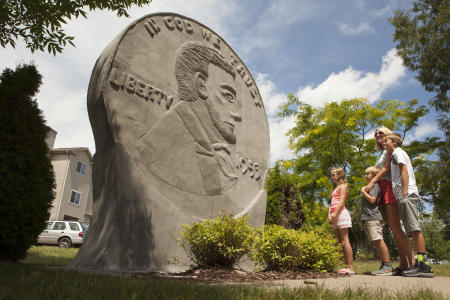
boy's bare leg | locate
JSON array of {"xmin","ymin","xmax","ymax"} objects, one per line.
[
  {"xmin": 402, "ymin": 230, "xmax": 434, "ymax": 277},
  {"xmin": 384, "ymin": 203, "xmax": 413, "ymax": 269},
  {"xmin": 411, "ymin": 230, "xmax": 426, "ymax": 253},
  {"xmin": 373, "ymin": 239, "xmax": 390, "ymax": 263}
]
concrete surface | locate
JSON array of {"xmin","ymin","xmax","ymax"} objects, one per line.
[{"xmin": 274, "ymin": 275, "xmax": 450, "ymax": 296}]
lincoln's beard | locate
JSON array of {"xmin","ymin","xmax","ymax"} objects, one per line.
[{"xmin": 205, "ymin": 99, "xmax": 236, "ymax": 144}]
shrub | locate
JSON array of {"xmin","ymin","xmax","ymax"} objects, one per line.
[
  {"xmin": 0, "ymin": 64, "xmax": 55, "ymax": 260},
  {"xmin": 265, "ymin": 162, "xmax": 305, "ymax": 229},
  {"xmin": 251, "ymin": 225, "xmax": 342, "ymax": 272},
  {"xmin": 355, "ymin": 248, "xmax": 378, "ymax": 261},
  {"xmin": 179, "ymin": 215, "xmax": 256, "ymax": 268}
]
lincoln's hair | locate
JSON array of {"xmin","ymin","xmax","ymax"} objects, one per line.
[
  {"xmin": 365, "ymin": 166, "xmax": 380, "ymax": 176},
  {"xmin": 385, "ymin": 133, "xmax": 403, "ymax": 146},
  {"xmin": 174, "ymin": 41, "xmax": 236, "ymax": 102}
]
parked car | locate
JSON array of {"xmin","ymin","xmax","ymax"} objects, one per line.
[
  {"xmin": 37, "ymin": 221, "xmax": 89, "ymax": 248},
  {"xmin": 429, "ymin": 258, "xmax": 441, "ymax": 265}
]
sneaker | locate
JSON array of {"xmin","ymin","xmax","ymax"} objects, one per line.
[
  {"xmin": 371, "ymin": 264, "xmax": 393, "ymax": 276},
  {"xmin": 392, "ymin": 267, "xmax": 405, "ymax": 276},
  {"xmin": 402, "ymin": 261, "xmax": 434, "ymax": 278}
]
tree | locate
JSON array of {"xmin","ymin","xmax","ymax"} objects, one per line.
[
  {"xmin": 0, "ymin": 0, "xmax": 152, "ymax": 55},
  {"xmin": 420, "ymin": 213, "xmax": 450, "ymax": 260},
  {"xmin": 0, "ymin": 64, "xmax": 55, "ymax": 260},
  {"xmin": 272, "ymin": 96, "xmax": 438, "ymax": 252},
  {"xmin": 389, "ymin": 0, "xmax": 449, "ymax": 115},
  {"xmin": 278, "ymin": 96, "xmax": 431, "ymax": 210},
  {"xmin": 415, "ymin": 157, "xmax": 450, "ymax": 236},
  {"xmin": 389, "ymin": 0, "xmax": 450, "ymax": 233},
  {"xmin": 265, "ymin": 161, "xmax": 305, "ymax": 229}
]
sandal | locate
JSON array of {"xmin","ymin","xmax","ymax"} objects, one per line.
[
  {"xmin": 337, "ymin": 268, "xmax": 356, "ymax": 275},
  {"xmin": 337, "ymin": 268, "xmax": 350, "ymax": 274}
]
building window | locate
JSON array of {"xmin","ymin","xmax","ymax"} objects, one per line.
[
  {"xmin": 64, "ymin": 215, "xmax": 78, "ymax": 221},
  {"xmin": 76, "ymin": 161, "xmax": 86, "ymax": 175},
  {"xmin": 70, "ymin": 191, "xmax": 81, "ymax": 205}
]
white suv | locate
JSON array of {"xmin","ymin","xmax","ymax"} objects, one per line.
[{"xmin": 37, "ymin": 221, "xmax": 89, "ymax": 248}]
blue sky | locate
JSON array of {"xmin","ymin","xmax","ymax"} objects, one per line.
[{"xmin": 0, "ymin": 0, "xmax": 442, "ymax": 165}]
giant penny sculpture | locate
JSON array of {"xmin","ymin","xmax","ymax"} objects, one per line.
[{"xmin": 72, "ymin": 13, "xmax": 270, "ymax": 272}]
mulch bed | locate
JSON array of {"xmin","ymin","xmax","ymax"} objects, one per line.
[{"xmin": 128, "ymin": 267, "xmax": 346, "ymax": 283}]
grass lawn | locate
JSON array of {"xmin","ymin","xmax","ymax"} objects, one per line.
[
  {"xmin": 22, "ymin": 246, "xmax": 450, "ymax": 276},
  {"xmin": 20, "ymin": 245, "xmax": 79, "ymax": 266},
  {"xmin": 0, "ymin": 246, "xmax": 446, "ymax": 299}
]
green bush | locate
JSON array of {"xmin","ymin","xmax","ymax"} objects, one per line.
[
  {"xmin": 251, "ymin": 225, "xmax": 342, "ymax": 272},
  {"xmin": 0, "ymin": 64, "xmax": 55, "ymax": 260},
  {"xmin": 265, "ymin": 162, "xmax": 305, "ymax": 229},
  {"xmin": 355, "ymin": 248, "xmax": 378, "ymax": 261},
  {"xmin": 179, "ymin": 215, "xmax": 255, "ymax": 268}
]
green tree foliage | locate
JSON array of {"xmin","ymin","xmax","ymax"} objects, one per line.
[
  {"xmin": 0, "ymin": 0, "xmax": 152, "ymax": 54},
  {"xmin": 389, "ymin": 0, "xmax": 450, "ymax": 233},
  {"xmin": 278, "ymin": 96, "xmax": 429, "ymax": 210},
  {"xmin": 389, "ymin": 0, "xmax": 449, "ymax": 114},
  {"xmin": 414, "ymin": 154, "xmax": 449, "ymax": 222},
  {"xmin": 264, "ymin": 161, "xmax": 305, "ymax": 229},
  {"xmin": 0, "ymin": 64, "xmax": 55, "ymax": 260},
  {"xmin": 272, "ymin": 96, "xmax": 437, "ymax": 251},
  {"xmin": 420, "ymin": 213, "xmax": 450, "ymax": 260}
]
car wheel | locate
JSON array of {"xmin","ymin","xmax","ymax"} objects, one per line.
[{"xmin": 58, "ymin": 237, "xmax": 72, "ymax": 248}]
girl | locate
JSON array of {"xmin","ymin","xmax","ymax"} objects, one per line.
[
  {"xmin": 329, "ymin": 167, "xmax": 354, "ymax": 275},
  {"xmin": 364, "ymin": 127, "xmax": 413, "ymax": 274}
]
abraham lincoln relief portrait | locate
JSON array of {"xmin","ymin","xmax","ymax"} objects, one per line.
[{"xmin": 136, "ymin": 42, "xmax": 242, "ymax": 196}]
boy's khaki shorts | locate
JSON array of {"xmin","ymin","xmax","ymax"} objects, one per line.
[{"xmin": 363, "ymin": 220, "xmax": 383, "ymax": 242}]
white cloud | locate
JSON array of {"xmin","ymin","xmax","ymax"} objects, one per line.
[
  {"xmin": 132, "ymin": 0, "xmax": 239, "ymax": 39},
  {"xmin": 0, "ymin": 0, "xmax": 420, "ymax": 164},
  {"xmin": 263, "ymin": 0, "xmax": 320, "ymax": 26},
  {"xmin": 268, "ymin": 116, "xmax": 296, "ymax": 165},
  {"xmin": 413, "ymin": 123, "xmax": 439, "ymax": 140},
  {"xmin": 234, "ymin": 0, "xmax": 330, "ymax": 57},
  {"xmin": 257, "ymin": 74, "xmax": 287, "ymax": 117},
  {"xmin": 257, "ymin": 74, "xmax": 296, "ymax": 165},
  {"xmin": 337, "ymin": 0, "xmax": 407, "ymax": 36},
  {"xmin": 0, "ymin": 1, "xmax": 241, "ymax": 154},
  {"xmin": 338, "ymin": 22, "xmax": 375, "ymax": 35},
  {"xmin": 296, "ymin": 48, "xmax": 406, "ymax": 107}
]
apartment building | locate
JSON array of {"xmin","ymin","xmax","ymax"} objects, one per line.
[{"xmin": 46, "ymin": 129, "xmax": 93, "ymax": 222}]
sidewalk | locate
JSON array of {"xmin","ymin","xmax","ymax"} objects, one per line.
[{"xmin": 273, "ymin": 275, "xmax": 450, "ymax": 296}]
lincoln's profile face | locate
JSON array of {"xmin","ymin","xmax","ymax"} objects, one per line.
[
  {"xmin": 204, "ymin": 64, "xmax": 241, "ymax": 144},
  {"xmin": 174, "ymin": 41, "xmax": 241, "ymax": 145}
]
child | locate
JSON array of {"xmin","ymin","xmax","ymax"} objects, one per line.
[
  {"xmin": 329, "ymin": 167, "xmax": 354, "ymax": 275},
  {"xmin": 360, "ymin": 166, "xmax": 392, "ymax": 275},
  {"xmin": 383, "ymin": 134, "xmax": 434, "ymax": 278},
  {"xmin": 364, "ymin": 127, "xmax": 413, "ymax": 275}
]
